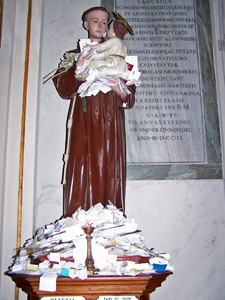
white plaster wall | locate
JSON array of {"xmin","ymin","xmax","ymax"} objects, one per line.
[
  {"xmin": 0, "ymin": 0, "xmax": 29, "ymax": 299},
  {"xmin": 126, "ymin": 180, "xmax": 225, "ymax": 300},
  {"xmin": 0, "ymin": 1, "xmax": 16, "ymax": 289},
  {"xmin": 0, "ymin": 0, "xmax": 225, "ymax": 300}
]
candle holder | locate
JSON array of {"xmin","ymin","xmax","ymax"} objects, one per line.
[{"xmin": 82, "ymin": 225, "xmax": 99, "ymax": 275}]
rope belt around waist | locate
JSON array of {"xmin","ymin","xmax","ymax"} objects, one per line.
[{"xmin": 110, "ymin": 54, "xmax": 126, "ymax": 59}]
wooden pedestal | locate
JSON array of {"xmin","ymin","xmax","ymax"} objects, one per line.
[{"xmin": 5, "ymin": 271, "xmax": 172, "ymax": 300}]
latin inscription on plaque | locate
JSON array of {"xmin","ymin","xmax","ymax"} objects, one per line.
[{"xmin": 116, "ymin": 0, "xmax": 206, "ymax": 163}]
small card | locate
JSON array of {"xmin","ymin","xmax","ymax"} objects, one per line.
[
  {"xmin": 49, "ymin": 252, "xmax": 60, "ymax": 263},
  {"xmin": 39, "ymin": 273, "xmax": 57, "ymax": 292}
]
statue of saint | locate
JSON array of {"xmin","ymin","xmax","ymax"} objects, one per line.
[{"xmin": 53, "ymin": 6, "xmax": 136, "ymax": 217}]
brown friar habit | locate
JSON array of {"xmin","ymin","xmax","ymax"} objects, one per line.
[{"xmin": 53, "ymin": 58, "xmax": 135, "ymax": 217}]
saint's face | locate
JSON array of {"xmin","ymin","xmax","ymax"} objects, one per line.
[{"xmin": 84, "ymin": 10, "xmax": 108, "ymax": 42}]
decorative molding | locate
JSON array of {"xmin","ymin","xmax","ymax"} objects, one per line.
[
  {"xmin": 0, "ymin": 0, "xmax": 3, "ymax": 47},
  {"xmin": 16, "ymin": 0, "xmax": 32, "ymax": 272}
]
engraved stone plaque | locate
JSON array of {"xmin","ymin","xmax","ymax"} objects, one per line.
[{"xmin": 116, "ymin": 0, "xmax": 206, "ymax": 163}]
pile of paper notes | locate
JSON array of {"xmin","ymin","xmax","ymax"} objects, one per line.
[{"xmin": 8, "ymin": 203, "xmax": 173, "ymax": 292}]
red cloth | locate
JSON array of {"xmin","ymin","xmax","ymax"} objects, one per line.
[{"xmin": 53, "ymin": 61, "xmax": 135, "ymax": 217}]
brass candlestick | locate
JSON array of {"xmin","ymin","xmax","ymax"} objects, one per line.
[{"xmin": 82, "ymin": 225, "xmax": 99, "ymax": 275}]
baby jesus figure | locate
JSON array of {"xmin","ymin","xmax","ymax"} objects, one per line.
[{"xmin": 76, "ymin": 19, "xmax": 134, "ymax": 97}]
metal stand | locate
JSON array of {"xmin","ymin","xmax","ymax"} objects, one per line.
[{"xmin": 82, "ymin": 226, "xmax": 99, "ymax": 274}]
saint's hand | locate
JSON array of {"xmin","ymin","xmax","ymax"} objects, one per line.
[
  {"xmin": 110, "ymin": 79, "xmax": 129, "ymax": 99},
  {"xmin": 76, "ymin": 48, "xmax": 94, "ymax": 70}
]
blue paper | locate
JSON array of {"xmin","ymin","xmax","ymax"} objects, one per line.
[
  {"xmin": 152, "ymin": 263, "xmax": 167, "ymax": 272},
  {"xmin": 60, "ymin": 268, "xmax": 69, "ymax": 277}
]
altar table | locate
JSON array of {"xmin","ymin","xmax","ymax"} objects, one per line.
[{"xmin": 5, "ymin": 271, "xmax": 172, "ymax": 300}]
